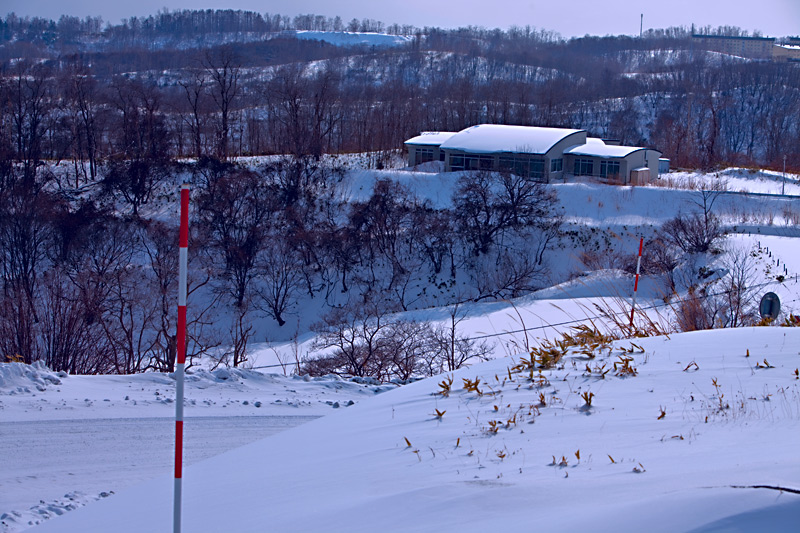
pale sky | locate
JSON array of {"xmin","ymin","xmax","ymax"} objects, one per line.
[{"xmin": 4, "ymin": 0, "xmax": 799, "ymax": 38}]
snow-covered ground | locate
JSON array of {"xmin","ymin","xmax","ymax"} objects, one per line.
[
  {"xmin": 3, "ymin": 163, "xmax": 799, "ymax": 532},
  {"xmin": 13, "ymin": 326, "xmax": 800, "ymax": 533},
  {"xmin": 294, "ymin": 30, "xmax": 413, "ymax": 48},
  {"xmin": 663, "ymin": 168, "xmax": 800, "ymax": 197},
  {"xmin": 0, "ymin": 365, "xmax": 394, "ymax": 532}
]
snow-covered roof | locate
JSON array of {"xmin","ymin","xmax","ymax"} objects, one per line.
[
  {"xmin": 404, "ymin": 132, "xmax": 458, "ymax": 146},
  {"xmin": 566, "ymin": 139, "xmax": 645, "ymax": 158},
  {"xmin": 439, "ymin": 124, "xmax": 584, "ymax": 155}
]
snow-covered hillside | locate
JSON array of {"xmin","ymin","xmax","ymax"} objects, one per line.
[
  {"xmin": 0, "ymin": 364, "xmax": 393, "ymax": 532},
  {"xmin": 14, "ymin": 326, "xmax": 800, "ymax": 533},
  {"xmin": 2, "ymin": 163, "xmax": 799, "ymax": 532},
  {"xmin": 294, "ymin": 30, "xmax": 413, "ymax": 47}
]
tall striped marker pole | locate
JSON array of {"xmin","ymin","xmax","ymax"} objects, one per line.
[
  {"xmin": 174, "ymin": 184, "xmax": 189, "ymax": 533},
  {"xmin": 629, "ymin": 237, "xmax": 644, "ymax": 331}
]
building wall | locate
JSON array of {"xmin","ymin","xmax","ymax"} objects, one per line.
[
  {"xmin": 773, "ymin": 45, "xmax": 800, "ymax": 61},
  {"xmin": 563, "ymin": 149, "xmax": 660, "ymax": 184},
  {"xmin": 564, "ymin": 154, "xmax": 628, "ymax": 182},
  {"xmin": 645, "ymin": 150, "xmax": 662, "ymax": 178},
  {"xmin": 544, "ymin": 131, "xmax": 588, "ymax": 182},
  {"xmin": 443, "ymin": 150, "xmax": 550, "ymax": 182},
  {"xmin": 692, "ymin": 34, "xmax": 775, "ymax": 60},
  {"xmin": 407, "ymin": 144, "xmax": 444, "ymax": 166}
]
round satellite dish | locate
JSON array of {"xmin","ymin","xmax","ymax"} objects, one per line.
[{"xmin": 759, "ymin": 292, "xmax": 781, "ymax": 320}]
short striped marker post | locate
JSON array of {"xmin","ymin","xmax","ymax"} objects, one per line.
[
  {"xmin": 174, "ymin": 184, "xmax": 189, "ymax": 533},
  {"xmin": 629, "ymin": 237, "xmax": 644, "ymax": 332}
]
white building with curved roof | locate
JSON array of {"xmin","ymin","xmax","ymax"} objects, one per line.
[{"xmin": 405, "ymin": 124, "xmax": 661, "ymax": 184}]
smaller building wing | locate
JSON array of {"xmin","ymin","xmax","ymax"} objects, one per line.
[
  {"xmin": 566, "ymin": 139, "xmax": 644, "ymax": 158},
  {"xmin": 404, "ymin": 132, "xmax": 458, "ymax": 146}
]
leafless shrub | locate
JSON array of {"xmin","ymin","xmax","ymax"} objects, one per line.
[
  {"xmin": 426, "ymin": 301, "xmax": 493, "ymax": 374},
  {"xmin": 671, "ymin": 246, "xmax": 759, "ymax": 332},
  {"xmin": 471, "ymin": 248, "xmax": 547, "ymax": 300},
  {"xmin": 304, "ymin": 298, "xmax": 490, "ymax": 381},
  {"xmin": 673, "ymin": 287, "xmax": 717, "ymax": 332},
  {"xmin": 661, "ymin": 212, "xmax": 723, "ymax": 254},
  {"xmin": 38, "ymin": 268, "xmax": 112, "ymax": 374},
  {"xmin": 0, "ymin": 285, "xmax": 38, "ymax": 365},
  {"xmin": 640, "ymin": 237, "xmax": 681, "ymax": 292},
  {"xmin": 782, "ymin": 205, "xmax": 800, "ymax": 226},
  {"xmin": 717, "ymin": 247, "xmax": 759, "ymax": 328},
  {"xmin": 578, "ymin": 248, "xmax": 632, "ymax": 272}
]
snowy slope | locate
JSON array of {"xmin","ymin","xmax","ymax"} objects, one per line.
[
  {"xmin": 28, "ymin": 327, "xmax": 800, "ymax": 532},
  {"xmin": 0, "ymin": 365, "xmax": 394, "ymax": 532},
  {"xmin": 4, "ymin": 162, "xmax": 799, "ymax": 531},
  {"xmin": 294, "ymin": 31, "xmax": 412, "ymax": 47}
]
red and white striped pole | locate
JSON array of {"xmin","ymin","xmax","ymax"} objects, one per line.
[
  {"xmin": 174, "ymin": 184, "xmax": 189, "ymax": 533},
  {"xmin": 629, "ymin": 237, "xmax": 644, "ymax": 331}
]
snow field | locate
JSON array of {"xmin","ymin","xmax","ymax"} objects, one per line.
[
  {"xmin": 28, "ymin": 327, "xmax": 800, "ymax": 532},
  {"xmin": 0, "ymin": 365, "xmax": 393, "ymax": 532},
  {"xmin": 3, "ymin": 161, "xmax": 800, "ymax": 531}
]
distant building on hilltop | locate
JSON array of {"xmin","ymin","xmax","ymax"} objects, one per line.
[
  {"xmin": 691, "ymin": 33, "xmax": 800, "ymax": 61},
  {"xmin": 691, "ymin": 33, "xmax": 776, "ymax": 59},
  {"xmin": 404, "ymin": 124, "xmax": 662, "ymax": 185},
  {"xmin": 773, "ymin": 37, "xmax": 800, "ymax": 61}
]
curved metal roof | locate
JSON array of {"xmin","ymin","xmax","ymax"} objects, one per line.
[{"xmin": 439, "ymin": 124, "xmax": 585, "ymax": 155}]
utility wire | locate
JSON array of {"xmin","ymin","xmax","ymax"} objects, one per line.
[
  {"xmin": 250, "ymin": 275, "xmax": 799, "ymax": 367},
  {"xmin": 469, "ymin": 275, "xmax": 799, "ymax": 341}
]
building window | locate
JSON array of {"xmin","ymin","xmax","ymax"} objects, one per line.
[
  {"xmin": 550, "ymin": 158, "xmax": 563, "ymax": 173},
  {"xmin": 530, "ymin": 159, "xmax": 544, "ymax": 180},
  {"xmin": 464, "ymin": 154, "xmax": 494, "ymax": 171},
  {"xmin": 450, "ymin": 154, "xmax": 464, "ymax": 171},
  {"xmin": 499, "ymin": 155, "xmax": 545, "ymax": 181},
  {"xmin": 574, "ymin": 158, "xmax": 594, "ymax": 176},
  {"xmin": 416, "ymin": 147, "xmax": 434, "ymax": 165},
  {"xmin": 600, "ymin": 160, "xmax": 620, "ymax": 178}
]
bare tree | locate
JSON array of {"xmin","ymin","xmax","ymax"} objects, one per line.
[
  {"xmin": 471, "ymin": 248, "xmax": 547, "ymax": 300},
  {"xmin": 62, "ymin": 216, "xmax": 149, "ymax": 374},
  {"xmin": 197, "ymin": 165, "xmax": 277, "ymax": 366},
  {"xmin": 178, "ymin": 67, "xmax": 209, "ymax": 159},
  {"xmin": 308, "ymin": 299, "xmax": 400, "ymax": 379},
  {"xmin": 0, "ymin": 185, "xmax": 57, "ymax": 362},
  {"xmin": 9, "ymin": 62, "xmax": 52, "ymax": 186},
  {"xmin": 99, "ymin": 264, "xmax": 158, "ymax": 374},
  {"xmin": 107, "ymin": 77, "xmax": 171, "ymax": 162},
  {"xmin": 428, "ymin": 300, "xmax": 492, "ymax": 373},
  {"xmin": 62, "ymin": 66, "xmax": 101, "ymax": 184},
  {"xmin": 254, "ymin": 231, "xmax": 305, "ymax": 327},
  {"xmin": 412, "ymin": 205, "xmax": 457, "ymax": 278},
  {"xmin": 141, "ymin": 220, "xmax": 221, "ymax": 372},
  {"xmin": 453, "ymin": 170, "xmax": 560, "ymax": 257},
  {"xmin": 38, "ymin": 267, "xmax": 112, "ymax": 374},
  {"xmin": 103, "ymin": 159, "xmax": 171, "ymax": 216},
  {"xmin": 265, "ymin": 63, "xmax": 341, "ymax": 160},
  {"xmin": 348, "ymin": 179, "xmax": 420, "ymax": 296},
  {"xmin": 718, "ymin": 247, "xmax": 758, "ymax": 328},
  {"xmin": 204, "ymin": 46, "xmax": 240, "ymax": 160},
  {"xmin": 661, "ymin": 212, "xmax": 723, "ymax": 255}
]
